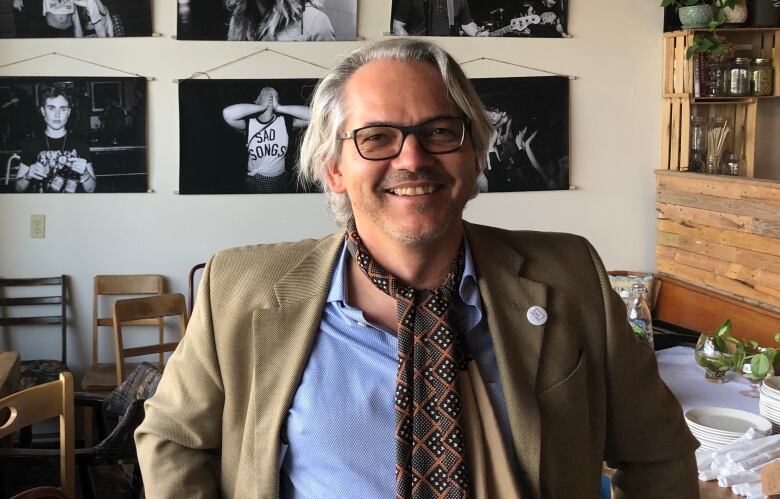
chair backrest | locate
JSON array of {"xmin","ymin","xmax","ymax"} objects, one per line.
[
  {"xmin": 0, "ymin": 276, "xmax": 67, "ymax": 365},
  {"xmin": 0, "ymin": 372, "xmax": 75, "ymax": 499},
  {"xmin": 112, "ymin": 293, "xmax": 187, "ymax": 384},
  {"xmin": 93, "ymin": 275, "xmax": 164, "ymax": 365},
  {"xmin": 188, "ymin": 263, "xmax": 206, "ymax": 317}
]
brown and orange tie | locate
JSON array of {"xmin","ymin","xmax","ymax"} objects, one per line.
[{"xmin": 345, "ymin": 219, "xmax": 470, "ymax": 499}]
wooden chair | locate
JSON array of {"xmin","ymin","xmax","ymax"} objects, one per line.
[
  {"xmin": 113, "ymin": 293, "xmax": 187, "ymax": 384},
  {"xmin": 0, "ymin": 276, "xmax": 69, "ymax": 392},
  {"xmin": 81, "ymin": 275, "xmax": 164, "ymax": 393},
  {"xmin": 0, "ymin": 372, "xmax": 75, "ymax": 499},
  {"xmin": 0, "ymin": 363, "xmax": 163, "ymax": 499},
  {"xmin": 188, "ymin": 263, "xmax": 206, "ymax": 317}
]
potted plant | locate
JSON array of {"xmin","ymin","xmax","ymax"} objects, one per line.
[
  {"xmin": 712, "ymin": 0, "xmax": 748, "ymax": 26},
  {"xmin": 661, "ymin": 0, "xmax": 714, "ymax": 28}
]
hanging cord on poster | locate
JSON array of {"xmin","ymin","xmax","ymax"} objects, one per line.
[
  {"xmin": 172, "ymin": 47, "xmax": 328, "ymax": 83},
  {"xmin": 0, "ymin": 51, "xmax": 154, "ymax": 80},
  {"xmin": 458, "ymin": 57, "xmax": 576, "ymax": 80}
]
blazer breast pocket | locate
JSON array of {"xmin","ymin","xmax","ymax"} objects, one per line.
[{"xmin": 537, "ymin": 350, "xmax": 588, "ymax": 419}]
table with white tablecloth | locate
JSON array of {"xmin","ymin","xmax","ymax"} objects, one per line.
[
  {"xmin": 656, "ymin": 345, "xmax": 759, "ymax": 414},
  {"xmin": 655, "ymin": 346, "xmax": 762, "ymax": 499}
]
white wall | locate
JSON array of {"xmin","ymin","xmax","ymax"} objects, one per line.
[{"xmin": 0, "ymin": 0, "xmax": 665, "ymax": 380}]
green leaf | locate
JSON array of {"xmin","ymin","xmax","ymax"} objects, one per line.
[
  {"xmin": 660, "ymin": 0, "xmax": 674, "ymax": 6},
  {"xmin": 751, "ymin": 354, "xmax": 771, "ymax": 379},
  {"xmin": 716, "ymin": 319, "xmax": 732, "ymax": 337},
  {"xmin": 774, "ymin": 332, "xmax": 780, "ymax": 343},
  {"xmin": 714, "ymin": 335, "xmax": 729, "ymax": 353}
]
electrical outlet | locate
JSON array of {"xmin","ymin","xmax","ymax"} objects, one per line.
[{"xmin": 30, "ymin": 214, "xmax": 45, "ymax": 239}]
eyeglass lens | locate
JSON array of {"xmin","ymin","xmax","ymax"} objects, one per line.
[{"xmin": 354, "ymin": 117, "xmax": 464, "ymax": 159}]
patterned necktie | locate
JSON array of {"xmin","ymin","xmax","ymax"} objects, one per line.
[{"xmin": 345, "ymin": 219, "xmax": 470, "ymax": 499}]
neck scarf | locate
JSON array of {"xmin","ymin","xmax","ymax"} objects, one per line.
[{"xmin": 345, "ymin": 219, "xmax": 470, "ymax": 499}]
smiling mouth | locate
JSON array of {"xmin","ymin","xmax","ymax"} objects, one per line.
[{"xmin": 387, "ymin": 185, "xmax": 439, "ymax": 196}]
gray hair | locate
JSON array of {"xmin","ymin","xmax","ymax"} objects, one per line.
[{"xmin": 297, "ymin": 38, "xmax": 492, "ymax": 226}]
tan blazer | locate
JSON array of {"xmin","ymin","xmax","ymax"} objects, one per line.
[{"xmin": 135, "ymin": 223, "xmax": 698, "ymax": 499}]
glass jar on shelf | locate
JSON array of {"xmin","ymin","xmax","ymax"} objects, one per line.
[
  {"xmin": 750, "ymin": 58, "xmax": 774, "ymax": 96},
  {"xmin": 728, "ymin": 57, "xmax": 751, "ymax": 97},
  {"xmin": 689, "ymin": 115, "xmax": 708, "ymax": 172},
  {"xmin": 706, "ymin": 116, "xmax": 729, "ymax": 174},
  {"xmin": 707, "ymin": 62, "xmax": 724, "ymax": 97},
  {"xmin": 724, "ymin": 152, "xmax": 743, "ymax": 176}
]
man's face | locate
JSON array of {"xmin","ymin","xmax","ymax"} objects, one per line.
[
  {"xmin": 41, "ymin": 95, "xmax": 71, "ymax": 132},
  {"xmin": 486, "ymin": 109, "xmax": 505, "ymax": 126},
  {"xmin": 327, "ymin": 59, "xmax": 479, "ymax": 247}
]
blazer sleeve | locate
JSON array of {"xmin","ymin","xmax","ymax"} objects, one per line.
[
  {"xmin": 584, "ymin": 241, "xmax": 700, "ymax": 499},
  {"xmin": 134, "ymin": 254, "xmax": 224, "ymax": 498}
]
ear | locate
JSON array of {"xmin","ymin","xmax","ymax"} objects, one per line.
[{"xmin": 325, "ymin": 161, "xmax": 346, "ymax": 194}]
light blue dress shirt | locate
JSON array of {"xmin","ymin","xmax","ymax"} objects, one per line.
[{"xmin": 279, "ymin": 240, "xmax": 517, "ymax": 498}]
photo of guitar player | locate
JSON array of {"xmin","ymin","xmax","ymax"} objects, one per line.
[{"xmin": 391, "ymin": 0, "xmax": 568, "ymax": 38}]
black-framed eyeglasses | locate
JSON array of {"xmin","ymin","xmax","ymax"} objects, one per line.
[{"xmin": 339, "ymin": 116, "xmax": 470, "ymax": 161}]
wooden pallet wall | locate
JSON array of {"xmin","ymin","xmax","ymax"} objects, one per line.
[{"xmin": 655, "ymin": 170, "xmax": 780, "ymax": 317}]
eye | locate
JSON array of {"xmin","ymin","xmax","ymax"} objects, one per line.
[
  {"xmin": 432, "ymin": 127, "xmax": 455, "ymax": 136},
  {"xmin": 362, "ymin": 133, "xmax": 388, "ymax": 142},
  {"xmin": 356, "ymin": 127, "xmax": 395, "ymax": 147}
]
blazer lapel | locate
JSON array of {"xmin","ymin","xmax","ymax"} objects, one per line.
[
  {"xmin": 250, "ymin": 232, "xmax": 343, "ymax": 497},
  {"xmin": 465, "ymin": 223, "xmax": 547, "ymax": 499}
]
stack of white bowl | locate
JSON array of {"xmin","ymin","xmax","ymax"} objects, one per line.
[
  {"xmin": 760, "ymin": 376, "xmax": 780, "ymax": 434},
  {"xmin": 685, "ymin": 406, "xmax": 772, "ymax": 452}
]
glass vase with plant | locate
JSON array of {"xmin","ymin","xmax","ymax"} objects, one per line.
[{"xmin": 695, "ymin": 319, "xmax": 780, "ymax": 393}]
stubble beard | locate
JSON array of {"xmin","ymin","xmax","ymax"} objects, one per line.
[{"xmin": 356, "ymin": 193, "xmax": 467, "ymax": 247}]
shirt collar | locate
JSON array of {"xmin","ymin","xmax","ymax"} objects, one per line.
[{"xmin": 327, "ymin": 236, "xmax": 482, "ymax": 311}]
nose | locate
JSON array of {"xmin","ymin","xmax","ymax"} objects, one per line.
[{"xmin": 392, "ymin": 132, "xmax": 430, "ymax": 170}]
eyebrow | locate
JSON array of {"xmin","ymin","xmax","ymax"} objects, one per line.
[{"xmin": 354, "ymin": 114, "xmax": 459, "ymax": 129}]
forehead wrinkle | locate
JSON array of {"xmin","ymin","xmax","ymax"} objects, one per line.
[{"xmin": 342, "ymin": 65, "xmax": 459, "ymax": 131}]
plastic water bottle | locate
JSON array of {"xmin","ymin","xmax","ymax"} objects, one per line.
[{"xmin": 628, "ymin": 283, "xmax": 653, "ymax": 348}]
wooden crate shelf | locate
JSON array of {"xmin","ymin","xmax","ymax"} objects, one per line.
[
  {"xmin": 660, "ymin": 98, "xmax": 756, "ymax": 175},
  {"xmin": 655, "ymin": 170, "xmax": 780, "ymax": 313},
  {"xmin": 662, "ymin": 29, "xmax": 780, "ymax": 97},
  {"xmin": 660, "ymin": 28, "xmax": 779, "ymax": 176}
]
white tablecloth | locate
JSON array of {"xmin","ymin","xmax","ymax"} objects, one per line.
[{"xmin": 656, "ymin": 346, "xmax": 760, "ymax": 415}]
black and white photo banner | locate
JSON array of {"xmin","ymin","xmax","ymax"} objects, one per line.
[
  {"xmin": 471, "ymin": 76, "xmax": 569, "ymax": 192},
  {"xmin": 0, "ymin": 77, "xmax": 148, "ymax": 193},
  {"xmin": 391, "ymin": 0, "xmax": 568, "ymax": 38},
  {"xmin": 177, "ymin": 0, "xmax": 357, "ymax": 41},
  {"xmin": 179, "ymin": 78, "xmax": 319, "ymax": 194},
  {"xmin": 1, "ymin": 0, "xmax": 153, "ymax": 38}
]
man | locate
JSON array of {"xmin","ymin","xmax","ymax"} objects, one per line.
[
  {"xmin": 15, "ymin": 86, "xmax": 96, "ymax": 193},
  {"xmin": 136, "ymin": 38, "xmax": 698, "ymax": 498},
  {"xmin": 392, "ymin": 0, "xmax": 487, "ymax": 36},
  {"xmin": 222, "ymin": 86, "xmax": 310, "ymax": 193}
]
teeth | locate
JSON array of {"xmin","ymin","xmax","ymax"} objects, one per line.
[{"xmin": 391, "ymin": 186, "xmax": 436, "ymax": 196}]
